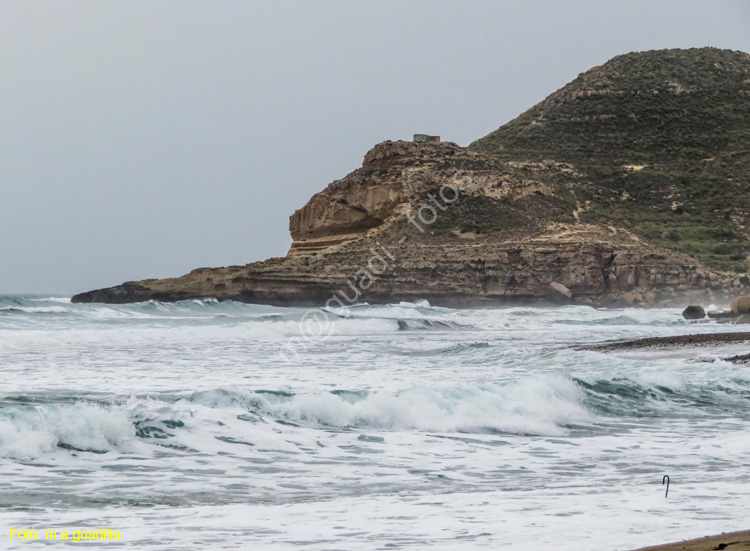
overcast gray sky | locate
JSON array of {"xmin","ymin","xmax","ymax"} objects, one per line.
[{"xmin": 2, "ymin": 0, "xmax": 749, "ymax": 294}]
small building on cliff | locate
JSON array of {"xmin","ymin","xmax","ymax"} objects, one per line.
[{"xmin": 413, "ymin": 134, "xmax": 440, "ymax": 143}]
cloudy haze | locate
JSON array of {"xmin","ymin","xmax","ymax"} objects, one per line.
[{"xmin": 2, "ymin": 0, "xmax": 749, "ymax": 294}]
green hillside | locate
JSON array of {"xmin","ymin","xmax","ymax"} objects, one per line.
[{"xmin": 470, "ymin": 48, "xmax": 750, "ymax": 272}]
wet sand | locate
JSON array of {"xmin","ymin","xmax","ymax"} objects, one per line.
[{"xmin": 633, "ymin": 529, "xmax": 750, "ymax": 550}]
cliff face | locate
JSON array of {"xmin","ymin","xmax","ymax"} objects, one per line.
[
  {"xmin": 72, "ymin": 48, "xmax": 750, "ymax": 307},
  {"xmin": 287, "ymin": 142, "xmax": 473, "ymax": 254}
]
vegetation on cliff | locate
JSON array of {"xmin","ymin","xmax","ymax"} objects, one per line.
[{"xmin": 470, "ymin": 48, "xmax": 750, "ymax": 272}]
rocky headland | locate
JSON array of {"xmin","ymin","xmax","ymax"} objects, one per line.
[{"xmin": 73, "ymin": 48, "xmax": 750, "ymax": 307}]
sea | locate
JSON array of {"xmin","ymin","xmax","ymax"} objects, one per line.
[{"xmin": 1, "ymin": 295, "xmax": 749, "ymax": 550}]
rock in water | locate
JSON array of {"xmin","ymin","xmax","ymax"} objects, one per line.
[
  {"xmin": 731, "ymin": 296, "xmax": 750, "ymax": 315},
  {"xmin": 548, "ymin": 282, "xmax": 573, "ymax": 303},
  {"xmin": 682, "ymin": 305, "xmax": 705, "ymax": 320},
  {"xmin": 707, "ymin": 310, "xmax": 736, "ymax": 319}
]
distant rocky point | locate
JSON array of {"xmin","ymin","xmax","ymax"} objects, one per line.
[{"xmin": 73, "ymin": 48, "xmax": 750, "ymax": 307}]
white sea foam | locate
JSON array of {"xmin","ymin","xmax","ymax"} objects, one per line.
[
  {"xmin": 29, "ymin": 297, "xmax": 72, "ymax": 303},
  {"xmin": 0, "ymin": 305, "xmax": 69, "ymax": 314},
  {"xmin": 2, "ymin": 300, "xmax": 749, "ymax": 551},
  {"xmin": 0, "ymin": 403, "xmax": 135, "ymax": 460},
  {"xmin": 240, "ymin": 377, "xmax": 592, "ymax": 436},
  {"xmin": 0, "ymin": 376, "xmax": 593, "ymax": 463}
]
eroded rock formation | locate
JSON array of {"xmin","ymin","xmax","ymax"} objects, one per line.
[
  {"xmin": 72, "ymin": 138, "xmax": 743, "ymax": 307},
  {"xmin": 72, "ymin": 48, "xmax": 750, "ymax": 307}
]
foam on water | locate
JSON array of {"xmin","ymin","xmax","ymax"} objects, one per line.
[
  {"xmin": 1, "ymin": 296, "xmax": 750, "ymax": 550},
  {"xmin": 0, "ymin": 402, "xmax": 135, "ymax": 460},
  {"xmin": 186, "ymin": 377, "xmax": 592, "ymax": 436}
]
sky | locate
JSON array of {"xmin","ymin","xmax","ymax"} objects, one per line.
[{"xmin": 2, "ymin": 0, "xmax": 749, "ymax": 294}]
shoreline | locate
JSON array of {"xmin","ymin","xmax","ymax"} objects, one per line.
[
  {"xmin": 632, "ymin": 529, "xmax": 750, "ymax": 550},
  {"xmin": 579, "ymin": 331, "xmax": 750, "ymax": 352}
]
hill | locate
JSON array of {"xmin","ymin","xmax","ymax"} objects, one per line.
[{"xmin": 471, "ymin": 47, "xmax": 750, "ymax": 273}]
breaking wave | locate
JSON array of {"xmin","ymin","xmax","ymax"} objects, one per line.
[
  {"xmin": 3, "ymin": 368, "xmax": 750, "ymax": 461},
  {"xmin": 0, "ymin": 403, "xmax": 135, "ymax": 460}
]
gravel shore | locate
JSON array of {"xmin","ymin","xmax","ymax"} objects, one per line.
[
  {"xmin": 580, "ymin": 332, "xmax": 750, "ymax": 352},
  {"xmin": 632, "ymin": 529, "xmax": 750, "ymax": 550}
]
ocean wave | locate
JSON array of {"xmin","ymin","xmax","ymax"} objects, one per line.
[
  {"xmin": 182, "ymin": 373, "xmax": 750, "ymax": 435},
  {"xmin": 187, "ymin": 377, "xmax": 593, "ymax": 437},
  {"xmin": 0, "ymin": 403, "xmax": 135, "ymax": 460},
  {"xmin": 556, "ymin": 315, "xmax": 682, "ymax": 327},
  {"xmin": 575, "ymin": 374, "xmax": 750, "ymax": 418},
  {"xmin": 391, "ymin": 341, "xmax": 491, "ymax": 356},
  {"xmin": 396, "ymin": 319, "xmax": 468, "ymax": 331},
  {"xmin": 0, "ymin": 297, "xmax": 470, "ymax": 339},
  {"xmin": 0, "ymin": 305, "xmax": 70, "ymax": 315},
  {"xmin": 4, "ymin": 370, "xmax": 750, "ymax": 461},
  {"xmin": 0, "ymin": 377, "xmax": 597, "ymax": 460},
  {"xmin": 29, "ymin": 297, "xmax": 72, "ymax": 303}
]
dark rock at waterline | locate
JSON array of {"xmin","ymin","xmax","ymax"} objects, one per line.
[
  {"xmin": 707, "ymin": 309, "xmax": 736, "ymax": 319},
  {"xmin": 724, "ymin": 352, "xmax": 750, "ymax": 363},
  {"xmin": 71, "ymin": 283, "xmax": 159, "ymax": 304},
  {"xmin": 682, "ymin": 305, "xmax": 706, "ymax": 320}
]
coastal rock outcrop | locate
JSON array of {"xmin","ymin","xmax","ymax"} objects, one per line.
[
  {"xmin": 682, "ymin": 305, "xmax": 706, "ymax": 320},
  {"xmin": 72, "ymin": 48, "xmax": 750, "ymax": 307},
  {"xmin": 730, "ymin": 296, "xmax": 750, "ymax": 314},
  {"xmin": 286, "ymin": 141, "xmax": 486, "ymax": 255},
  {"xmin": 71, "ymin": 138, "xmax": 741, "ymax": 307}
]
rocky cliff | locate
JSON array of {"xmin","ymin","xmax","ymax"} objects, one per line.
[{"xmin": 72, "ymin": 48, "xmax": 750, "ymax": 307}]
